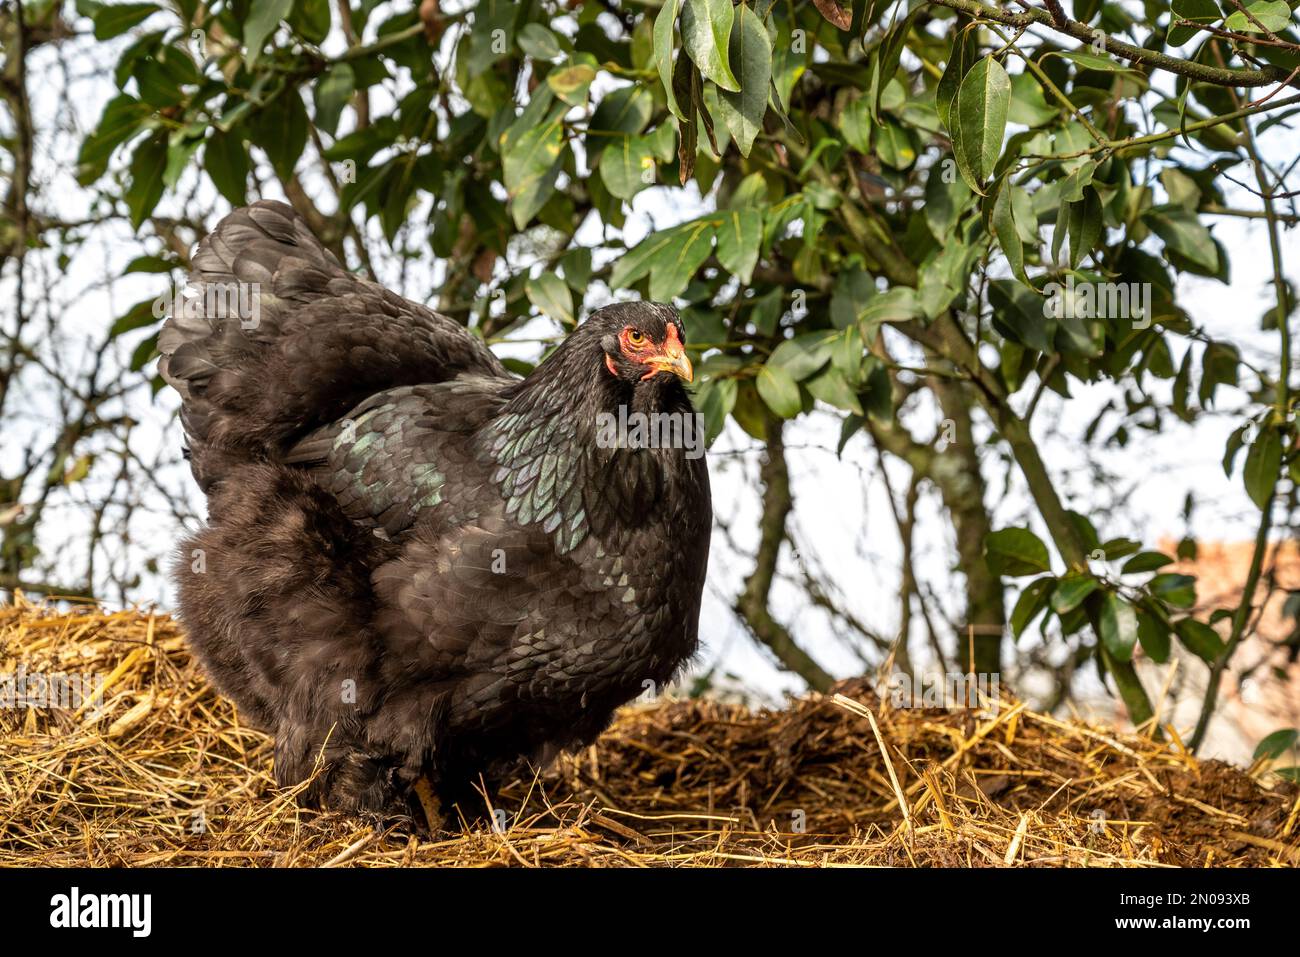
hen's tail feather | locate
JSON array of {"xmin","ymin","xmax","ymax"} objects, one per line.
[{"xmin": 160, "ymin": 200, "xmax": 507, "ymax": 492}]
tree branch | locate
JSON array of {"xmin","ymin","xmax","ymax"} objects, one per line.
[
  {"xmin": 734, "ymin": 416, "xmax": 836, "ymax": 691},
  {"xmin": 927, "ymin": 0, "xmax": 1299, "ymax": 88}
]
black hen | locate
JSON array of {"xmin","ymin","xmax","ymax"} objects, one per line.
[{"xmin": 160, "ymin": 201, "xmax": 711, "ymax": 816}]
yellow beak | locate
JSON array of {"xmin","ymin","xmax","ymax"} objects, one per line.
[{"xmin": 646, "ymin": 349, "xmax": 694, "ymax": 383}]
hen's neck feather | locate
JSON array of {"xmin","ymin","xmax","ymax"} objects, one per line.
[{"xmin": 481, "ymin": 335, "xmax": 699, "ymax": 554}]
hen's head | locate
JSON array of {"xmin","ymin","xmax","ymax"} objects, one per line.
[
  {"xmin": 514, "ymin": 301, "xmax": 697, "ymax": 423},
  {"xmin": 587, "ymin": 302, "xmax": 693, "ymax": 385}
]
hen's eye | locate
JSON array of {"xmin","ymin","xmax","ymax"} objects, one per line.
[{"xmin": 627, "ymin": 329, "xmax": 646, "ymax": 345}]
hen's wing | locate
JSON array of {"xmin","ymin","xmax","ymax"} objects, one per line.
[
  {"xmin": 282, "ymin": 376, "xmax": 512, "ymax": 538},
  {"xmin": 159, "ymin": 200, "xmax": 507, "ymax": 492}
]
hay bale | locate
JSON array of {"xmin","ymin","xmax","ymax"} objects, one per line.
[{"xmin": 1, "ymin": 597, "xmax": 1296, "ymax": 867}]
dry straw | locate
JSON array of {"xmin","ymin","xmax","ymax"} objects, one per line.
[{"xmin": 2, "ymin": 596, "xmax": 1296, "ymax": 867}]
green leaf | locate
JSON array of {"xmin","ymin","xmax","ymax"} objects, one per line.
[
  {"xmin": 162, "ymin": 130, "xmax": 201, "ymax": 188},
  {"xmin": 952, "ymin": 56, "xmax": 1011, "ymax": 193},
  {"xmin": 1066, "ymin": 188, "xmax": 1103, "ymax": 268},
  {"xmin": 1175, "ymin": 618, "xmax": 1225, "ymax": 664},
  {"xmin": 924, "ymin": 161, "xmax": 972, "ymax": 238},
  {"xmin": 123, "ymin": 255, "xmax": 173, "ymax": 275},
  {"xmin": 698, "ymin": 81, "xmax": 727, "ymax": 157},
  {"xmin": 560, "ymin": 247, "xmax": 593, "ymax": 291},
  {"xmin": 547, "ymin": 62, "xmax": 597, "ymax": 107},
  {"xmin": 502, "ymin": 99, "xmax": 568, "ymax": 230},
  {"xmin": 831, "ymin": 323, "xmax": 864, "ymax": 382},
  {"xmin": 739, "ymin": 375, "xmax": 780, "ymax": 431},
  {"xmin": 856, "ymin": 287, "xmax": 922, "ymax": 331},
  {"xmin": 248, "ymin": 87, "xmax": 309, "ymax": 183},
  {"xmin": 1224, "ymin": 0, "xmax": 1292, "ymax": 33},
  {"xmin": 1122, "ymin": 551, "xmax": 1173, "ymax": 574},
  {"xmin": 1169, "ymin": 0, "xmax": 1222, "ymax": 46},
  {"xmin": 109, "ymin": 297, "xmax": 162, "ymax": 338},
  {"xmin": 1008, "ymin": 72, "xmax": 1058, "ymax": 126},
  {"xmin": 133, "ymin": 50, "xmax": 191, "ymax": 108},
  {"xmin": 601, "ymin": 134, "xmax": 657, "ymax": 200},
  {"xmin": 1144, "ymin": 205, "xmax": 1219, "ymax": 274},
  {"xmin": 590, "ymin": 85, "xmax": 655, "ymax": 139},
  {"xmin": 1253, "ymin": 728, "xmax": 1300, "ymax": 761},
  {"xmin": 608, "ymin": 224, "xmax": 689, "ymax": 290},
  {"xmin": 768, "ymin": 332, "xmax": 833, "ymax": 382},
  {"xmin": 992, "ymin": 179, "xmax": 1031, "ymax": 286},
  {"xmin": 465, "ymin": 0, "xmax": 517, "ymax": 75},
  {"xmin": 1051, "ymin": 573, "xmax": 1099, "ymax": 614},
  {"xmin": 829, "ymin": 268, "xmax": 875, "ymax": 330},
  {"xmin": 519, "ymin": 23, "xmax": 563, "ymax": 59},
  {"xmin": 838, "ymin": 413, "xmax": 864, "ymax": 455},
  {"xmin": 655, "ymin": 0, "xmax": 686, "ymax": 121},
  {"xmin": 648, "ymin": 119, "xmax": 677, "ymax": 165},
  {"xmin": 988, "ymin": 279, "xmax": 1050, "ymax": 352},
  {"xmin": 1058, "ymin": 158, "xmax": 1098, "ymax": 203},
  {"xmin": 1150, "ymin": 573, "xmax": 1196, "ymax": 608},
  {"xmin": 1067, "ymin": 511, "xmax": 1101, "ymax": 554},
  {"xmin": 681, "ymin": 0, "xmax": 741, "ymax": 92},
  {"xmin": 1243, "ymin": 424, "xmax": 1282, "ymax": 509},
  {"xmin": 129, "ymin": 332, "xmax": 159, "ymax": 372},
  {"xmin": 1011, "ymin": 577, "xmax": 1056, "ymax": 639},
  {"xmin": 749, "ymin": 287, "xmax": 783, "ymax": 336},
  {"xmin": 840, "ymin": 96, "xmax": 872, "ymax": 153},
  {"xmin": 715, "ymin": 208, "xmax": 762, "ymax": 284},
  {"xmin": 526, "ymin": 272, "xmax": 575, "ymax": 326},
  {"xmin": 875, "ymin": 120, "xmax": 915, "ymax": 170},
  {"xmin": 244, "ymin": 0, "xmax": 293, "ymax": 68},
  {"xmin": 936, "ymin": 26, "xmax": 977, "ymax": 132},
  {"xmin": 649, "ymin": 219, "xmax": 715, "ymax": 300},
  {"xmin": 1198, "ymin": 341, "xmax": 1240, "ymax": 406},
  {"xmin": 1044, "ymin": 49, "xmax": 1136, "ymax": 73},
  {"xmin": 93, "ymin": 2, "xmax": 158, "ymax": 40},
  {"xmin": 290, "ymin": 0, "xmax": 331, "ymax": 44},
  {"xmin": 757, "ymin": 364, "xmax": 802, "ymax": 419},
  {"xmin": 125, "ymin": 133, "xmax": 167, "ymax": 229},
  {"xmin": 770, "ymin": 18, "xmax": 806, "ymax": 112},
  {"xmin": 985, "ymin": 527, "xmax": 1051, "ymax": 577},
  {"xmin": 696, "ymin": 376, "xmax": 737, "ymax": 444},
  {"xmin": 1097, "ymin": 538, "xmax": 1142, "ymax": 560},
  {"xmin": 314, "ymin": 64, "xmax": 355, "ymax": 138},
  {"xmin": 1137, "ymin": 610, "xmax": 1171, "ymax": 663},
  {"xmin": 1074, "ymin": 0, "xmax": 1103, "ymax": 22},
  {"xmin": 869, "ymin": 8, "xmax": 918, "ymax": 120},
  {"xmin": 715, "ymin": 3, "xmax": 771, "ymax": 157},
  {"xmin": 215, "ymin": 99, "xmax": 255, "ymax": 134},
  {"xmin": 806, "ymin": 366, "xmax": 863, "ymax": 415},
  {"xmin": 77, "ymin": 94, "xmax": 153, "ymax": 185},
  {"xmin": 1099, "ymin": 592, "xmax": 1139, "ymax": 662}
]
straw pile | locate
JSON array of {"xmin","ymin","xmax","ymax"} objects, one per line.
[{"xmin": 2, "ymin": 597, "xmax": 1297, "ymax": 867}]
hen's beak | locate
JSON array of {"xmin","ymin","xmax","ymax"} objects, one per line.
[{"xmin": 645, "ymin": 346, "xmax": 693, "ymax": 383}]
